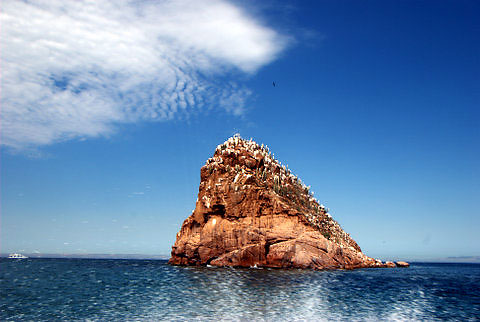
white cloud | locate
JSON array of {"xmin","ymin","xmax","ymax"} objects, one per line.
[{"xmin": 0, "ymin": 0, "xmax": 287, "ymax": 150}]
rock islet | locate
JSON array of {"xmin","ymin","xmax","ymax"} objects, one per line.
[{"xmin": 169, "ymin": 135, "xmax": 408, "ymax": 270}]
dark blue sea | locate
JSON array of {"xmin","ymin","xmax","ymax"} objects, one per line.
[{"xmin": 1, "ymin": 259, "xmax": 479, "ymax": 321}]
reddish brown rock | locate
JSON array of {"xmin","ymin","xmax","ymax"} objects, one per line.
[
  {"xmin": 169, "ymin": 135, "xmax": 396, "ymax": 270},
  {"xmin": 395, "ymin": 261, "xmax": 410, "ymax": 267},
  {"xmin": 385, "ymin": 261, "xmax": 396, "ymax": 268}
]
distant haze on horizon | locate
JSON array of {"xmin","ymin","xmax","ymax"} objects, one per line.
[{"xmin": 1, "ymin": 0, "xmax": 478, "ymax": 262}]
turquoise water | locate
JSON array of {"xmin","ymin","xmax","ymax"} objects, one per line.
[{"xmin": 1, "ymin": 259, "xmax": 479, "ymax": 321}]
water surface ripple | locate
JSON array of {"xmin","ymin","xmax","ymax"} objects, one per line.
[{"xmin": 1, "ymin": 259, "xmax": 479, "ymax": 321}]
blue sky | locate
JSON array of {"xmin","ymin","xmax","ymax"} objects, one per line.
[{"xmin": 1, "ymin": 0, "xmax": 478, "ymax": 261}]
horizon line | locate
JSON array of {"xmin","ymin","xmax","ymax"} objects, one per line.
[{"xmin": 2, "ymin": 253, "xmax": 480, "ymax": 263}]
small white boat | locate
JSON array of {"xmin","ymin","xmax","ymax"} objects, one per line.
[{"xmin": 8, "ymin": 253, "xmax": 28, "ymax": 259}]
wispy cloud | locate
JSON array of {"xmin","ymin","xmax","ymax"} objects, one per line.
[
  {"xmin": 1, "ymin": 0, "xmax": 287, "ymax": 150},
  {"xmin": 129, "ymin": 191, "xmax": 145, "ymax": 197}
]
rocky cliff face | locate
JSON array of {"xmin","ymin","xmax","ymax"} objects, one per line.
[{"xmin": 169, "ymin": 135, "xmax": 403, "ymax": 269}]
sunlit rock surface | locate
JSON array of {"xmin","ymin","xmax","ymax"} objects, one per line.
[{"xmin": 169, "ymin": 135, "xmax": 406, "ymax": 269}]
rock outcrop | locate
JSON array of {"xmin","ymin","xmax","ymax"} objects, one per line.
[
  {"xmin": 169, "ymin": 135, "xmax": 407, "ymax": 270},
  {"xmin": 395, "ymin": 261, "xmax": 410, "ymax": 267}
]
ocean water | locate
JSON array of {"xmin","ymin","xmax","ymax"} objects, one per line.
[{"xmin": 1, "ymin": 259, "xmax": 479, "ymax": 321}]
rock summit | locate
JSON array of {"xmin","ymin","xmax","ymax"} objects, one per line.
[{"xmin": 169, "ymin": 135, "xmax": 406, "ymax": 270}]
